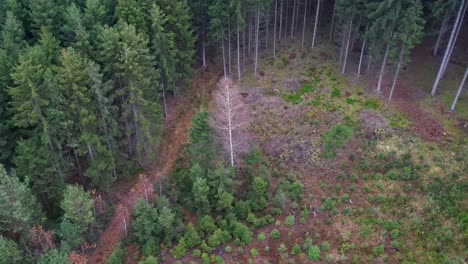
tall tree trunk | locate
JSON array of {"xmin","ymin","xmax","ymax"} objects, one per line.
[
  {"xmin": 243, "ymin": 10, "xmax": 246, "ymax": 70},
  {"xmin": 334, "ymin": 17, "xmax": 341, "ymax": 41},
  {"xmin": 329, "ymin": 0, "xmax": 336, "ymax": 42},
  {"xmin": 274, "ymin": 0, "xmax": 277, "ymax": 56},
  {"xmin": 291, "ymin": 0, "xmax": 296, "ymax": 38},
  {"xmin": 228, "ymin": 21, "xmax": 232, "ymax": 74},
  {"xmin": 295, "ymin": 0, "xmax": 300, "ymax": 29},
  {"xmin": 450, "ymin": 67, "xmax": 468, "ymax": 111},
  {"xmin": 387, "ymin": 44, "xmax": 405, "ymax": 102},
  {"xmin": 432, "ymin": 0, "xmax": 466, "ymax": 96},
  {"xmin": 284, "ymin": 0, "xmax": 289, "ymax": 39},
  {"xmin": 433, "ymin": 10, "xmax": 449, "ymax": 57},
  {"xmin": 279, "ymin": 0, "xmax": 283, "ymax": 40},
  {"xmin": 254, "ymin": 4, "xmax": 260, "ymax": 75},
  {"xmin": 221, "ymin": 27, "xmax": 227, "ymax": 77},
  {"xmin": 342, "ymin": 17, "xmax": 354, "ymax": 74},
  {"xmin": 376, "ymin": 43, "xmax": 390, "ymax": 94},
  {"xmin": 357, "ymin": 24, "xmax": 368, "ymax": 77},
  {"xmin": 367, "ymin": 39, "xmax": 375, "ymax": 72},
  {"xmin": 266, "ymin": 7, "xmax": 269, "ymax": 48},
  {"xmin": 350, "ymin": 15, "xmax": 361, "ymax": 51},
  {"xmin": 339, "ymin": 23, "xmax": 346, "ymax": 64},
  {"xmin": 311, "ymin": 0, "xmax": 320, "ymax": 48},
  {"xmin": 237, "ymin": 19, "xmax": 241, "ymax": 80},
  {"xmin": 248, "ymin": 14, "xmax": 252, "ymax": 57},
  {"xmin": 302, "ymin": 0, "xmax": 308, "ymax": 50},
  {"xmin": 162, "ymin": 83, "xmax": 168, "ymax": 118},
  {"xmin": 441, "ymin": 1, "xmax": 467, "ymax": 77}
]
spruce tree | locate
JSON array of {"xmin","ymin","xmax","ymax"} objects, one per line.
[
  {"xmin": 0, "ymin": 12, "xmax": 27, "ymax": 167},
  {"xmin": 149, "ymin": 4, "xmax": 177, "ymax": 118},
  {"xmin": 58, "ymin": 47, "xmax": 116, "ymax": 188},
  {"xmin": 157, "ymin": 0, "xmax": 196, "ymax": 87},
  {"xmin": 60, "ymin": 185, "xmax": 94, "ymax": 250},
  {"xmin": 9, "ymin": 29, "xmax": 66, "ymax": 211},
  {"xmin": 117, "ymin": 23, "xmax": 162, "ymax": 163},
  {"xmin": 0, "ymin": 164, "xmax": 43, "ymax": 238}
]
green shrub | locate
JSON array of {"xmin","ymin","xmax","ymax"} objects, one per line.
[
  {"xmin": 257, "ymin": 232, "xmax": 266, "ymax": 242},
  {"xmin": 322, "ymin": 124, "xmax": 353, "ymax": 159},
  {"xmin": 199, "ymin": 215, "xmax": 217, "ymax": 234},
  {"xmin": 363, "ymin": 99, "xmax": 380, "ymax": 109},
  {"xmin": 142, "ymin": 239, "xmax": 159, "ymax": 257},
  {"xmin": 291, "ymin": 244, "xmax": 301, "ymax": 254},
  {"xmin": 331, "ymin": 87, "xmax": 341, "ymax": 98},
  {"xmin": 107, "ymin": 243, "xmax": 124, "ymax": 264},
  {"xmin": 200, "ymin": 240, "xmax": 212, "ymax": 253},
  {"xmin": 285, "ymin": 215, "xmax": 295, "ymax": 228},
  {"xmin": 372, "ymin": 244, "xmax": 384, "ymax": 257},
  {"xmin": 225, "ymin": 246, "xmax": 232, "ymax": 253},
  {"xmin": 270, "ymin": 229, "xmax": 280, "ymax": 239},
  {"xmin": 192, "ymin": 249, "xmax": 201, "ymax": 257},
  {"xmin": 171, "ymin": 240, "xmax": 187, "ymax": 260},
  {"xmin": 235, "ymin": 201, "xmax": 251, "ymax": 220},
  {"xmin": 278, "ymin": 243, "xmax": 287, "ymax": 254},
  {"xmin": 231, "ymin": 222, "xmax": 253, "ymax": 244},
  {"xmin": 283, "ymin": 93, "xmax": 302, "ymax": 104},
  {"xmin": 389, "ymin": 113, "xmax": 411, "ymax": 128},
  {"xmin": 321, "ymin": 241, "xmax": 330, "ymax": 252},
  {"xmin": 250, "ymin": 248, "xmax": 258, "ymax": 257},
  {"xmin": 184, "ymin": 223, "xmax": 201, "ymax": 248},
  {"xmin": 306, "ymin": 245, "xmax": 321, "ymax": 261},
  {"xmin": 201, "ymin": 253, "xmax": 210, "ymax": 264},
  {"xmin": 138, "ymin": 256, "xmax": 158, "ymax": 264}
]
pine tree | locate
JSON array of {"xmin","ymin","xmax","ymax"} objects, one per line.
[
  {"xmin": 27, "ymin": 0, "xmax": 60, "ymax": 36},
  {"xmin": 149, "ymin": 4, "xmax": 177, "ymax": 118},
  {"xmin": 190, "ymin": 0, "xmax": 210, "ymax": 68},
  {"xmin": 60, "ymin": 185, "xmax": 95, "ymax": 250},
  {"xmin": 192, "ymin": 177, "xmax": 211, "ymax": 215},
  {"xmin": 0, "ymin": 236, "xmax": 24, "ymax": 263},
  {"xmin": 0, "ymin": 12, "xmax": 27, "ymax": 167},
  {"xmin": 0, "ymin": 164, "xmax": 43, "ymax": 238},
  {"xmin": 158, "ymin": 0, "xmax": 196, "ymax": 87},
  {"xmin": 58, "ymin": 47, "xmax": 116, "ymax": 188},
  {"xmin": 61, "ymin": 3, "xmax": 83, "ymax": 46},
  {"xmin": 9, "ymin": 29, "xmax": 66, "ymax": 211},
  {"xmin": 115, "ymin": 0, "xmax": 147, "ymax": 34},
  {"xmin": 189, "ymin": 110, "xmax": 214, "ymax": 169},
  {"xmin": 117, "ymin": 23, "xmax": 162, "ymax": 163}
]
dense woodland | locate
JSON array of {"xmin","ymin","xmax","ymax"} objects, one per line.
[{"xmin": 0, "ymin": 0, "xmax": 466, "ymax": 263}]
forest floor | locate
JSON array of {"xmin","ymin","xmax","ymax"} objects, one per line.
[
  {"xmin": 87, "ymin": 64, "xmax": 222, "ymax": 264},
  {"xmin": 88, "ymin": 34, "xmax": 466, "ymax": 264}
]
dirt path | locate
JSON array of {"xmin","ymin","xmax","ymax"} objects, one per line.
[{"xmin": 88, "ymin": 66, "xmax": 221, "ymax": 264}]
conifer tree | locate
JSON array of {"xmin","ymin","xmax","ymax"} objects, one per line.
[
  {"xmin": 9, "ymin": 29, "xmax": 66, "ymax": 210},
  {"xmin": 115, "ymin": 0, "xmax": 147, "ymax": 34},
  {"xmin": 60, "ymin": 185, "xmax": 94, "ymax": 250},
  {"xmin": 149, "ymin": 4, "xmax": 177, "ymax": 118},
  {"xmin": 0, "ymin": 164, "xmax": 43, "ymax": 238},
  {"xmin": 158, "ymin": 0, "xmax": 196, "ymax": 87},
  {"xmin": 58, "ymin": 48, "xmax": 116, "ymax": 188},
  {"xmin": 0, "ymin": 12, "xmax": 27, "ymax": 167},
  {"xmin": 117, "ymin": 23, "xmax": 162, "ymax": 163},
  {"xmin": 0, "ymin": 236, "xmax": 24, "ymax": 263}
]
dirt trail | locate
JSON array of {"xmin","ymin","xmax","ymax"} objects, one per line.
[{"xmin": 88, "ymin": 66, "xmax": 221, "ymax": 264}]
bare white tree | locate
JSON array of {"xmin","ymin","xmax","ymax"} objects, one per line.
[{"xmin": 211, "ymin": 78, "xmax": 248, "ymax": 167}]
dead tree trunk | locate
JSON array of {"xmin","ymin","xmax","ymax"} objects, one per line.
[
  {"xmin": 311, "ymin": 0, "xmax": 320, "ymax": 48},
  {"xmin": 211, "ymin": 78, "xmax": 247, "ymax": 167},
  {"xmin": 387, "ymin": 44, "xmax": 405, "ymax": 102}
]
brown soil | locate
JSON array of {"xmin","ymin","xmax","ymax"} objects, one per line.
[
  {"xmin": 87, "ymin": 65, "xmax": 221, "ymax": 264},
  {"xmin": 374, "ymin": 73, "xmax": 446, "ymax": 142}
]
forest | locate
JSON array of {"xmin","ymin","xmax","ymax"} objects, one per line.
[{"xmin": 0, "ymin": 0, "xmax": 466, "ymax": 263}]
